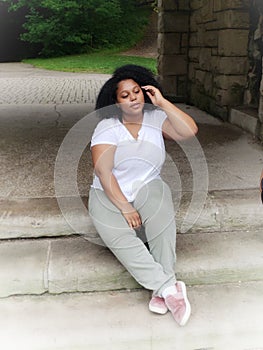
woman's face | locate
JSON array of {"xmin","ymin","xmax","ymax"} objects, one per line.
[{"xmin": 116, "ymin": 79, "xmax": 145, "ymax": 118}]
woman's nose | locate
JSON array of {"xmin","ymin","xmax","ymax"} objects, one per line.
[{"xmin": 130, "ymin": 92, "xmax": 136, "ymax": 101}]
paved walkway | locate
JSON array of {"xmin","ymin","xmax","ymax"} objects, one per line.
[
  {"xmin": 1, "ymin": 281, "xmax": 263, "ymax": 350},
  {"xmin": 0, "ymin": 63, "xmax": 110, "ymax": 104}
]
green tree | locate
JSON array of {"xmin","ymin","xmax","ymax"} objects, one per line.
[{"xmin": 3, "ymin": 0, "xmax": 152, "ymax": 57}]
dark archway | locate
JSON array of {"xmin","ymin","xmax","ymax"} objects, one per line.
[{"xmin": 0, "ymin": 2, "xmax": 39, "ymax": 62}]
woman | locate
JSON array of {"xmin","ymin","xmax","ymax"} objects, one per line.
[{"xmin": 88, "ymin": 65, "xmax": 198, "ymax": 326}]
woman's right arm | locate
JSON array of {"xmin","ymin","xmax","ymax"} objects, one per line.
[{"xmin": 91, "ymin": 144, "xmax": 141, "ymax": 228}]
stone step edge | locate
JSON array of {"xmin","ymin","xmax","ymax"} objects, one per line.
[
  {"xmin": 0, "ymin": 230, "xmax": 262, "ymax": 298},
  {"xmin": 230, "ymin": 107, "xmax": 260, "ymax": 136},
  {"xmin": 0, "ymin": 188, "xmax": 262, "ymax": 240}
]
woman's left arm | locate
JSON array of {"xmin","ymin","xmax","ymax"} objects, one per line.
[{"xmin": 142, "ymin": 85, "xmax": 198, "ymax": 141}]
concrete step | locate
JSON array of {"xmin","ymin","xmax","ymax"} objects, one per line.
[
  {"xmin": 1, "ymin": 104, "xmax": 263, "ymax": 241},
  {"xmin": 1, "ymin": 188, "xmax": 262, "ymax": 240},
  {"xmin": 0, "ymin": 230, "xmax": 262, "ymax": 298},
  {"xmin": 1, "ymin": 280, "xmax": 263, "ymax": 350},
  {"xmin": 230, "ymin": 106, "xmax": 260, "ymax": 136}
]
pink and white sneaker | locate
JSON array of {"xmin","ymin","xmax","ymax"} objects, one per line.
[
  {"xmin": 149, "ymin": 296, "xmax": 168, "ymax": 315},
  {"xmin": 164, "ymin": 281, "xmax": 191, "ymax": 326}
]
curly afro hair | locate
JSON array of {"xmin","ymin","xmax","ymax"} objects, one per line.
[{"xmin": 95, "ymin": 64, "xmax": 162, "ymax": 119}]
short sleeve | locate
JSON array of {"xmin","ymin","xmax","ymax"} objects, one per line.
[
  {"xmin": 91, "ymin": 118, "xmax": 118, "ymax": 147},
  {"xmin": 144, "ymin": 108, "xmax": 167, "ymax": 130},
  {"xmin": 154, "ymin": 108, "xmax": 167, "ymax": 127}
]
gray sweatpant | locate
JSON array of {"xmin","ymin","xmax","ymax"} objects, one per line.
[{"xmin": 88, "ymin": 179, "xmax": 177, "ymax": 297}]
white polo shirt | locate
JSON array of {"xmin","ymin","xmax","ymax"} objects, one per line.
[{"xmin": 91, "ymin": 108, "xmax": 167, "ymax": 202}]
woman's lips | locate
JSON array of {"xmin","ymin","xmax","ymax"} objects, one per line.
[{"xmin": 130, "ymin": 103, "xmax": 141, "ymax": 109}]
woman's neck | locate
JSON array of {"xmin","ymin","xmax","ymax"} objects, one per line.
[{"xmin": 122, "ymin": 112, "xmax": 143, "ymax": 124}]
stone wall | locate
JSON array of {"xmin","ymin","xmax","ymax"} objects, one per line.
[
  {"xmin": 157, "ymin": 0, "xmax": 190, "ymax": 100},
  {"xmin": 158, "ymin": 0, "xmax": 253, "ymax": 120},
  {"xmin": 189, "ymin": 0, "xmax": 250, "ymax": 120}
]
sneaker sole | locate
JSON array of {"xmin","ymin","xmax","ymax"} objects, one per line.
[
  {"xmin": 177, "ymin": 281, "xmax": 191, "ymax": 326},
  {"xmin": 149, "ymin": 304, "xmax": 168, "ymax": 315}
]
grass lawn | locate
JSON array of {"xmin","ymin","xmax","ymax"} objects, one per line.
[{"xmin": 23, "ymin": 49, "xmax": 157, "ymax": 74}]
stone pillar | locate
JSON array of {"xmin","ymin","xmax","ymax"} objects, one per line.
[
  {"xmin": 188, "ymin": 0, "xmax": 250, "ymax": 120},
  {"xmin": 157, "ymin": 0, "xmax": 190, "ymax": 100}
]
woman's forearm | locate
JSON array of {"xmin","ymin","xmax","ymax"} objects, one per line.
[
  {"xmin": 97, "ymin": 171, "xmax": 142, "ymax": 228},
  {"xmin": 98, "ymin": 171, "xmax": 135, "ymax": 213},
  {"xmin": 160, "ymin": 99, "xmax": 198, "ymax": 138}
]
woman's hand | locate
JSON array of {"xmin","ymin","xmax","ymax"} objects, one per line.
[
  {"xmin": 121, "ymin": 208, "xmax": 142, "ymax": 229},
  {"xmin": 143, "ymin": 85, "xmax": 198, "ymax": 141},
  {"xmin": 142, "ymin": 85, "xmax": 165, "ymax": 107}
]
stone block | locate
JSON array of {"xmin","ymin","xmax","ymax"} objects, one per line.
[
  {"xmin": 214, "ymin": 75, "xmax": 247, "ymax": 90},
  {"xmin": 211, "ymin": 47, "xmax": 218, "ymax": 55},
  {"xmin": 180, "ymin": 46, "xmax": 187, "ymax": 55},
  {"xmin": 0, "ymin": 239, "xmax": 49, "ymax": 297},
  {"xmin": 215, "ymin": 88, "xmax": 242, "ymax": 106},
  {"xmin": 188, "ymin": 62, "xmax": 198, "ymax": 80},
  {"xmin": 230, "ymin": 107, "xmax": 260, "ymax": 135},
  {"xmin": 158, "ymin": 32, "xmax": 181, "ymax": 55},
  {"xmin": 158, "ymin": 75, "xmax": 178, "ymax": 96},
  {"xmin": 189, "ymin": 84, "xmax": 213, "ymax": 111},
  {"xmin": 195, "ymin": 69, "xmax": 206, "ymax": 84},
  {"xmin": 177, "ymin": 230, "xmax": 263, "ymax": 285},
  {"xmin": 215, "ymin": 10, "xmax": 249, "ymax": 29},
  {"xmin": 200, "ymin": 0, "xmax": 215, "ymax": 23},
  {"xmin": 190, "ymin": 12, "xmax": 200, "ymax": 31},
  {"xmin": 214, "ymin": 189, "xmax": 263, "ymax": 231},
  {"xmin": 190, "ymin": 27, "xmax": 207, "ymax": 47},
  {"xmin": 158, "ymin": 0, "xmax": 177, "ymax": 11},
  {"xmin": 218, "ymin": 29, "xmax": 249, "ymax": 56},
  {"xmin": 0, "ymin": 197, "xmax": 97, "ymax": 239},
  {"xmin": 189, "ymin": 32, "xmax": 199, "ymax": 47},
  {"xmin": 196, "ymin": 71, "xmax": 213, "ymax": 95},
  {"xmin": 188, "ymin": 47, "xmax": 200, "ymax": 62},
  {"xmin": 158, "ymin": 54, "xmax": 187, "ymax": 75},
  {"xmin": 159, "ymin": 12, "xmax": 189, "ymax": 33},
  {"xmin": 203, "ymin": 30, "xmax": 218, "ymax": 47},
  {"xmin": 191, "ymin": 0, "xmax": 203, "ymax": 10},
  {"xmin": 178, "ymin": 0, "xmax": 190, "ymax": 11},
  {"xmin": 204, "ymin": 20, "xmax": 220, "ymax": 31},
  {"xmin": 199, "ymin": 48, "xmax": 212, "ymax": 70},
  {"xmin": 48, "ymin": 237, "xmax": 140, "ymax": 294},
  {"xmin": 177, "ymin": 75, "xmax": 187, "ymax": 96},
  {"xmin": 181, "ymin": 33, "xmax": 189, "ymax": 48},
  {"xmin": 214, "ymin": 56, "xmax": 249, "ymax": 74},
  {"xmin": 213, "ymin": 0, "xmax": 249, "ymax": 12},
  {"xmin": 215, "ymin": 104, "xmax": 228, "ymax": 120}
]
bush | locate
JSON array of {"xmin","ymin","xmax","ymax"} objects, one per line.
[{"xmin": 5, "ymin": 0, "xmax": 152, "ymax": 57}]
